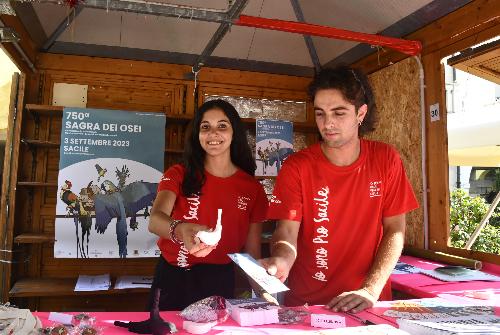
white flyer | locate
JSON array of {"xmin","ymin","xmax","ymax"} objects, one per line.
[{"xmin": 228, "ymin": 253, "xmax": 289, "ymax": 294}]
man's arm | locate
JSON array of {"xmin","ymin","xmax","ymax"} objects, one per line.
[
  {"xmin": 260, "ymin": 219, "xmax": 301, "ymax": 282},
  {"xmin": 362, "ymin": 214, "xmax": 406, "ymax": 298},
  {"xmin": 326, "ymin": 213, "xmax": 406, "ymax": 313},
  {"xmin": 244, "ymin": 222, "xmax": 263, "ymax": 260}
]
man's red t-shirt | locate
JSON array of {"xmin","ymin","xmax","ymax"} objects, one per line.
[
  {"xmin": 157, "ymin": 164, "xmax": 268, "ymax": 268},
  {"xmin": 267, "ymin": 140, "xmax": 419, "ymax": 306}
]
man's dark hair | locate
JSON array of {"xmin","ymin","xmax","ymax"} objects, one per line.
[
  {"xmin": 308, "ymin": 65, "xmax": 377, "ymax": 136},
  {"xmin": 182, "ymin": 99, "xmax": 256, "ymax": 196}
]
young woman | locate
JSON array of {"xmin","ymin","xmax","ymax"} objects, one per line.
[{"xmin": 148, "ymin": 99, "xmax": 268, "ymax": 310}]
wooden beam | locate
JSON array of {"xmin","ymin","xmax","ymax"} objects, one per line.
[
  {"xmin": 36, "ymin": 53, "xmax": 311, "ymax": 92},
  {"xmin": 448, "ymin": 40, "xmax": 500, "ymax": 84},
  {"xmin": 0, "ymin": 14, "xmax": 38, "ymax": 72},
  {"xmin": 10, "ymin": 2, "xmax": 47, "ymax": 48},
  {"xmin": 423, "ymin": 53, "xmax": 450, "ymax": 251},
  {"xmin": 14, "ymin": 233, "xmax": 55, "ymax": 244}
]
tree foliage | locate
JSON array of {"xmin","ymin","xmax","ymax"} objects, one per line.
[{"xmin": 449, "ymin": 189, "xmax": 500, "ymax": 254}]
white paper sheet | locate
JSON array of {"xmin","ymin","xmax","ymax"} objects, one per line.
[
  {"xmin": 74, "ymin": 274, "xmax": 111, "ymax": 291},
  {"xmin": 114, "ymin": 275, "xmax": 153, "ymax": 289},
  {"xmin": 228, "ymin": 253, "xmax": 289, "ymax": 294}
]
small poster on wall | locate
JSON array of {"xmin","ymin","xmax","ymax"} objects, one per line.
[
  {"xmin": 255, "ymin": 119, "xmax": 293, "ymax": 176},
  {"xmin": 55, "ymin": 107, "xmax": 165, "ymax": 258}
]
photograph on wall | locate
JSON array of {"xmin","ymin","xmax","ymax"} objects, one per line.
[
  {"xmin": 255, "ymin": 119, "xmax": 293, "ymax": 176},
  {"xmin": 54, "ymin": 107, "xmax": 165, "ymax": 258}
]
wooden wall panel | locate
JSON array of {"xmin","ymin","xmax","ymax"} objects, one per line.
[
  {"xmin": 37, "ymin": 54, "xmax": 310, "ymax": 92},
  {"xmin": 368, "ymin": 57, "xmax": 424, "ymax": 247},
  {"xmin": 37, "ymin": 294, "xmax": 150, "ymax": 312},
  {"xmin": 43, "ymin": 73, "xmax": 184, "ymax": 114},
  {"xmin": 45, "ymin": 150, "xmax": 59, "ymax": 187}
]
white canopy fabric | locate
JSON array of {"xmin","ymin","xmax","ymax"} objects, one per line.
[
  {"xmin": 448, "ymin": 105, "xmax": 500, "ymax": 167},
  {"xmin": 449, "ymin": 146, "xmax": 500, "ymax": 166}
]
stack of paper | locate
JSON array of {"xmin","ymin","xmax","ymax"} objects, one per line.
[
  {"xmin": 74, "ymin": 274, "xmax": 111, "ymax": 292},
  {"xmin": 366, "ymin": 296, "xmax": 495, "ymax": 323},
  {"xmin": 397, "ymin": 314, "xmax": 500, "ymax": 334},
  {"xmin": 226, "ymin": 298, "xmax": 279, "ymax": 327},
  {"xmin": 114, "ymin": 276, "xmax": 153, "ymax": 289}
]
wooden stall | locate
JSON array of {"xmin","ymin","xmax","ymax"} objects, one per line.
[{"xmin": 0, "ymin": 0, "xmax": 499, "ymax": 312}]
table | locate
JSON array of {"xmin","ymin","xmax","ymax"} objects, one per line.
[
  {"xmin": 35, "ymin": 306, "xmax": 370, "ymax": 335},
  {"xmin": 390, "ymin": 255, "xmax": 500, "ymax": 302},
  {"xmin": 33, "ymin": 255, "xmax": 500, "ymax": 333}
]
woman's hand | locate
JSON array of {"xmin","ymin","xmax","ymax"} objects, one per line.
[{"xmin": 175, "ymin": 222, "xmax": 217, "ymax": 257}]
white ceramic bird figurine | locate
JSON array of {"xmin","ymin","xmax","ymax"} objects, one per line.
[{"xmin": 196, "ymin": 208, "xmax": 222, "ymax": 246}]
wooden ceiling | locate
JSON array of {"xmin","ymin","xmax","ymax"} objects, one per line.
[
  {"xmin": 448, "ymin": 39, "xmax": 500, "ymax": 85},
  {"xmin": 1, "ymin": 0, "xmax": 474, "ymax": 76}
]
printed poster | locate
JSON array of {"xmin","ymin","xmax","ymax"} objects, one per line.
[
  {"xmin": 255, "ymin": 119, "xmax": 293, "ymax": 176},
  {"xmin": 55, "ymin": 107, "xmax": 165, "ymax": 258}
]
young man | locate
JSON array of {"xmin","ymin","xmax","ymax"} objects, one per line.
[{"xmin": 261, "ymin": 65, "xmax": 419, "ymax": 313}]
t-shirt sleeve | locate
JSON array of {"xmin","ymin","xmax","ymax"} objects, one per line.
[
  {"xmin": 157, "ymin": 164, "xmax": 184, "ymax": 196},
  {"xmin": 249, "ymin": 183, "xmax": 269, "ymax": 223},
  {"xmin": 383, "ymin": 148, "xmax": 419, "ymax": 217},
  {"xmin": 267, "ymin": 158, "xmax": 303, "ymax": 222}
]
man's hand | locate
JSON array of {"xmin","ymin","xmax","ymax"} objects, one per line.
[
  {"xmin": 259, "ymin": 256, "xmax": 294, "ymax": 283},
  {"xmin": 177, "ymin": 222, "xmax": 216, "ymax": 257},
  {"xmin": 325, "ymin": 288, "xmax": 377, "ymax": 313}
]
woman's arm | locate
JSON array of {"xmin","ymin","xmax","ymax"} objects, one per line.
[
  {"xmin": 148, "ymin": 190, "xmax": 213, "ymax": 257},
  {"xmin": 148, "ymin": 190, "xmax": 177, "ymax": 239}
]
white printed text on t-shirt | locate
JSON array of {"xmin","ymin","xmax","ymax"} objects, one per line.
[
  {"xmin": 177, "ymin": 194, "xmax": 201, "ymax": 267},
  {"xmin": 312, "ymin": 186, "xmax": 330, "ymax": 282},
  {"xmin": 183, "ymin": 195, "xmax": 200, "ymax": 221}
]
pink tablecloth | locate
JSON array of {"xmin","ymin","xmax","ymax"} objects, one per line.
[
  {"xmin": 35, "ymin": 306, "xmax": 368, "ymax": 335},
  {"xmin": 391, "ymin": 255, "xmax": 500, "ymax": 302}
]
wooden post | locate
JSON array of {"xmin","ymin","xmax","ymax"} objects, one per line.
[{"xmin": 0, "ymin": 73, "xmax": 25, "ymax": 302}]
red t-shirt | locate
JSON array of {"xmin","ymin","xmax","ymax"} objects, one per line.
[
  {"xmin": 267, "ymin": 140, "xmax": 419, "ymax": 306},
  {"xmin": 157, "ymin": 164, "xmax": 268, "ymax": 268}
]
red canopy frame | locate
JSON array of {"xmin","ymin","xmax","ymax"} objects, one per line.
[{"xmin": 235, "ymin": 15, "xmax": 422, "ymax": 56}]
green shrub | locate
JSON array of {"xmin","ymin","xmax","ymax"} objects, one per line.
[{"xmin": 449, "ymin": 189, "xmax": 500, "ymax": 254}]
